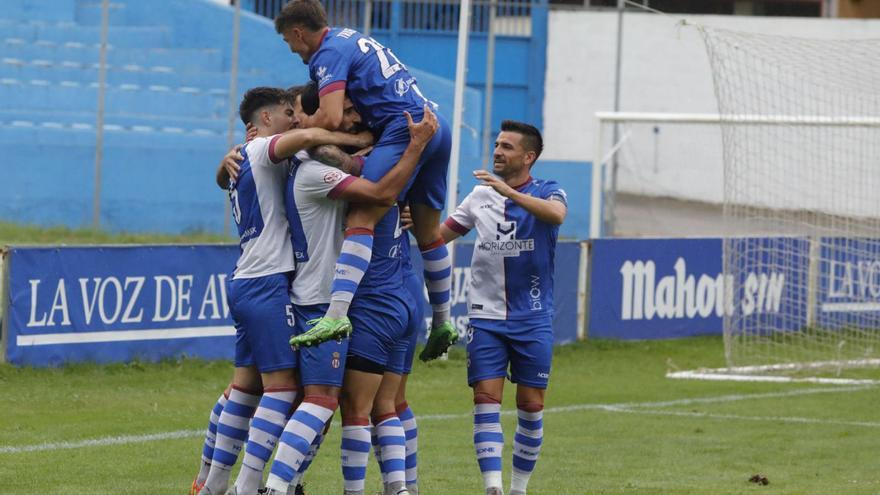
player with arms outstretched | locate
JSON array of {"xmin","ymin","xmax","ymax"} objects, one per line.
[
  {"xmin": 275, "ymin": 0, "xmax": 457, "ymax": 359},
  {"xmin": 440, "ymin": 121, "xmax": 567, "ymax": 495}
]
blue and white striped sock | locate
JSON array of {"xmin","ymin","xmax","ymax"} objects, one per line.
[
  {"xmin": 202, "ymin": 386, "xmax": 261, "ymax": 495},
  {"xmin": 291, "ymin": 430, "xmax": 327, "ymax": 487},
  {"xmin": 327, "ymin": 228, "xmax": 374, "ymax": 318},
  {"xmin": 396, "ymin": 402, "xmax": 419, "ymax": 489},
  {"xmin": 341, "ymin": 417, "xmax": 372, "ymax": 494},
  {"xmin": 196, "ymin": 390, "xmax": 228, "ymax": 484},
  {"xmin": 420, "ymin": 239, "xmax": 452, "ymax": 325},
  {"xmin": 371, "ymin": 426, "xmax": 387, "ymax": 485},
  {"xmin": 234, "ymin": 387, "xmax": 297, "ymax": 494},
  {"xmin": 375, "ymin": 414, "xmax": 407, "ymax": 487},
  {"xmin": 265, "ymin": 396, "xmax": 338, "ymax": 492},
  {"xmin": 510, "ymin": 406, "xmax": 544, "ymax": 494},
  {"xmin": 473, "ymin": 398, "xmax": 504, "ymax": 492}
]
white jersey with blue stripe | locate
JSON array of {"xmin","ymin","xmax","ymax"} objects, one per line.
[
  {"xmin": 445, "ymin": 177, "xmax": 567, "ymax": 321},
  {"xmin": 230, "ymin": 135, "xmax": 295, "ymax": 279},
  {"xmin": 285, "ymin": 151, "xmax": 356, "ymax": 305}
]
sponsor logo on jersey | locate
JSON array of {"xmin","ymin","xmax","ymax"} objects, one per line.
[
  {"xmin": 477, "ymin": 221, "xmax": 535, "ymax": 257},
  {"xmin": 316, "ymin": 66, "xmax": 332, "ymax": 86},
  {"xmin": 388, "ymin": 244, "xmax": 401, "ymax": 258},
  {"xmin": 537, "ymin": 372, "xmax": 550, "ymax": 379},
  {"xmin": 323, "ymin": 170, "xmax": 343, "ymax": 184},
  {"xmin": 529, "ymin": 274, "xmax": 542, "ymax": 311}
]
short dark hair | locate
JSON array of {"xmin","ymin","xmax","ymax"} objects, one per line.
[
  {"xmin": 501, "ymin": 120, "xmax": 543, "ymax": 160},
  {"xmin": 239, "ymin": 87, "xmax": 289, "ymax": 125},
  {"xmin": 300, "ymin": 81, "xmax": 320, "ymax": 115},
  {"xmin": 286, "ymin": 84, "xmax": 308, "ymax": 104},
  {"xmin": 275, "ymin": 0, "xmax": 328, "ymax": 33}
]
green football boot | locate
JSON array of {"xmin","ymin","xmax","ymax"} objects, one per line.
[
  {"xmin": 289, "ymin": 316, "xmax": 352, "ymax": 348},
  {"xmin": 419, "ymin": 321, "xmax": 459, "ymax": 361}
]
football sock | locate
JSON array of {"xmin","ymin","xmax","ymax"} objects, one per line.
[
  {"xmin": 420, "ymin": 239, "xmax": 452, "ymax": 325},
  {"xmin": 234, "ymin": 387, "xmax": 297, "ymax": 495},
  {"xmin": 473, "ymin": 395, "xmax": 504, "ymax": 492},
  {"xmin": 396, "ymin": 401, "xmax": 419, "ymax": 490},
  {"xmin": 196, "ymin": 390, "xmax": 229, "ymax": 484},
  {"xmin": 341, "ymin": 416, "xmax": 372, "ymax": 495},
  {"xmin": 327, "ymin": 228, "xmax": 374, "ymax": 318},
  {"xmin": 290, "ymin": 429, "xmax": 327, "ymax": 487},
  {"xmin": 371, "ymin": 426, "xmax": 387, "ymax": 485},
  {"xmin": 266, "ymin": 396, "xmax": 338, "ymax": 492},
  {"xmin": 202, "ymin": 386, "xmax": 260, "ymax": 494},
  {"xmin": 510, "ymin": 404, "xmax": 544, "ymax": 495},
  {"xmin": 374, "ymin": 413, "xmax": 407, "ymax": 486}
]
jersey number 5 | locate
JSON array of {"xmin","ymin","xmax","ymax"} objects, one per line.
[
  {"xmin": 357, "ymin": 37, "xmax": 406, "ymax": 79},
  {"xmin": 229, "ymin": 188, "xmax": 242, "ymax": 225}
]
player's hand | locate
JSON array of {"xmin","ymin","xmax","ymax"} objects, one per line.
[
  {"xmin": 222, "ymin": 145, "xmax": 244, "ymax": 181},
  {"xmin": 399, "ymin": 205, "xmax": 413, "ymax": 231},
  {"xmin": 245, "ymin": 123, "xmax": 258, "ymax": 142},
  {"xmin": 474, "ymin": 169, "xmax": 515, "ymax": 198},
  {"xmin": 405, "ymin": 105, "xmax": 439, "ymax": 148}
]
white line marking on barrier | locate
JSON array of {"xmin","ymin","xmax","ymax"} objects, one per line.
[
  {"xmin": 15, "ymin": 326, "xmax": 235, "ymax": 346},
  {"xmin": 1, "ymin": 385, "xmax": 873, "ymax": 454}
]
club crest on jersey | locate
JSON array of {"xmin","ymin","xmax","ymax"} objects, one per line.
[
  {"xmin": 477, "ymin": 221, "xmax": 534, "ymax": 257},
  {"xmin": 323, "ymin": 170, "xmax": 343, "ymax": 184},
  {"xmin": 394, "ymin": 77, "xmax": 414, "ymax": 96},
  {"xmin": 331, "ymin": 351, "xmax": 341, "ymax": 369}
]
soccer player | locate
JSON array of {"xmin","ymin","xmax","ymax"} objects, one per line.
[
  {"xmin": 439, "ymin": 121, "xmax": 567, "ymax": 495},
  {"xmin": 196, "ymin": 86, "xmax": 371, "ymax": 495},
  {"xmin": 233, "ymin": 86, "xmax": 438, "ymax": 495},
  {"xmin": 275, "ymin": 0, "xmax": 458, "ymax": 359}
]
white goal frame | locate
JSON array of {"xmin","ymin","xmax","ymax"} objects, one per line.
[{"xmin": 593, "ymin": 111, "xmax": 880, "ymax": 385}]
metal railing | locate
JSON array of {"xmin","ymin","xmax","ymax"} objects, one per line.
[{"xmin": 251, "ymin": 0, "xmax": 540, "ymax": 37}]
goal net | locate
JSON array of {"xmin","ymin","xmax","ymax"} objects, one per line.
[{"xmin": 699, "ymin": 26, "xmax": 880, "ymax": 373}]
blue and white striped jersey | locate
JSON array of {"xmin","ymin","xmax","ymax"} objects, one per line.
[
  {"xmin": 285, "ymin": 150, "xmax": 355, "ymax": 305},
  {"xmin": 444, "ymin": 177, "xmax": 567, "ymax": 321},
  {"xmin": 230, "ymin": 135, "xmax": 295, "ymax": 279}
]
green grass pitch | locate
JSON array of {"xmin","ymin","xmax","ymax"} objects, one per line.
[{"xmin": 1, "ymin": 337, "xmax": 878, "ymax": 494}]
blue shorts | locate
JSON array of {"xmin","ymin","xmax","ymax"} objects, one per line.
[
  {"xmin": 365, "ymin": 112, "xmax": 451, "ymax": 210},
  {"xmin": 387, "ymin": 270, "xmax": 426, "ymax": 375},
  {"xmin": 226, "ymin": 272, "xmax": 297, "ymax": 373},
  {"xmin": 465, "ymin": 318, "xmax": 554, "ymax": 389},
  {"xmin": 348, "ymin": 289, "xmax": 413, "ymax": 372},
  {"xmin": 293, "ymin": 303, "xmax": 348, "ymax": 387}
]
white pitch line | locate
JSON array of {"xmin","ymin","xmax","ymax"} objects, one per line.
[
  {"xmin": 1, "ymin": 385, "xmax": 874, "ymax": 455},
  {"xmin": 605, "ymin": 407, "xmax": 880, "ymax": 429},
  {"xmin": 0, "ymin": 429, "xmax": 202, "ymax": 454}
]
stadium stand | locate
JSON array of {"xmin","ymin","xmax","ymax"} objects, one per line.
[{"xmin": 0, "ymin": 0, "xmax": 481, "ymax": 234}]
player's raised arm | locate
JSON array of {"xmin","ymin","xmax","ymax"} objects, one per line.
[
  {"xmin": 333, "ymin": 105, "xmax": 439, "ymax": 206},
  {"xmin": 473, "ymin": 170, "xmax": 567, "ymax": 225},
  {"xmin": 271, "ymin": 126, "xmax": 373, "ymax": 161},
  {"xmin": 216, "ymin": 145, "xmax": 243, "ymax": 189},
  {"xmin": 306, "ymin": 89, "xmax": 345, "ymax": 131}
]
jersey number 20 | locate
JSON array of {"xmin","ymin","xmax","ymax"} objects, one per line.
[{"xmin": 358, "ymin": 37, "xmax": 406, "ymax": 79}]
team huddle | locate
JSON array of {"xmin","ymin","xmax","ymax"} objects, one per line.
[{"xmin": 190, "ymin": 1, "xmax": 567, "ymax": 495}]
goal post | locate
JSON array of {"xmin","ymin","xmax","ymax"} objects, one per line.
[{"xmin": 593, "ymin": 107, "xmax": 880, "ymax": 378}]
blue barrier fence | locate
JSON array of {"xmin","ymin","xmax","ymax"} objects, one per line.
[
  {"xmin": 11, "ymin": 236, "xmax": 880, "ymax": 366},
  {"xmin": 2, "ymin": 240, "xmax": 582, "ymax": 367}
]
